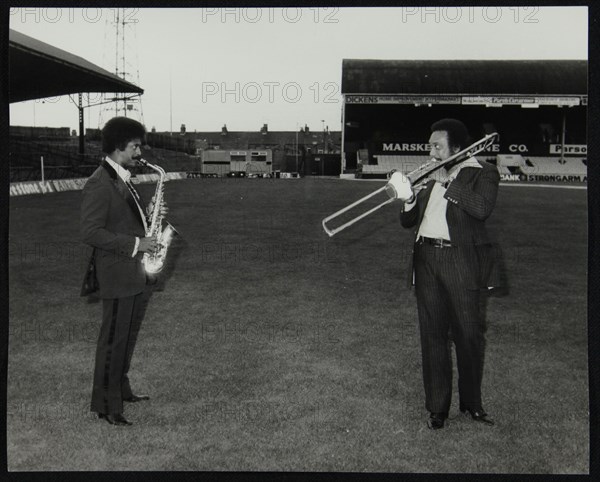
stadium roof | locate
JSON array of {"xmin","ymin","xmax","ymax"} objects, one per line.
[
  {"xmin": 9, "ymin": 29, "xmax": 143, "ymax": 103},
  {"xmin": 341, "ymin": 59, "xmax": 587, "ymax": 96}
]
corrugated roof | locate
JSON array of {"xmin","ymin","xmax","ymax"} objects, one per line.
[
  {"xmin": 341, "ymin": 59, "xmax": 587, "ymax": 95},
  {"xmin": 9, "ymin": 29, "xmax": 143, "ymax": 102}
]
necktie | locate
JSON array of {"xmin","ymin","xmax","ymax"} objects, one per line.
[
  {"xmin": 126, "ymin": 180, "xmax": 141, "ymax": 204},
  {"xmin": 125, "ymin": 180, "xmax": 148, "ymax": 230}
]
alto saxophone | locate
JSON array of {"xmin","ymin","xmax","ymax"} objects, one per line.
[{"xmin": 137, "ymin": 158, "xmax": 178, "ymax": 274}]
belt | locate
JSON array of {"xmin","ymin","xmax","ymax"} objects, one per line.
[{"xmin": 417, "ymin": 236, "xmax": 455, "ymax": 248}]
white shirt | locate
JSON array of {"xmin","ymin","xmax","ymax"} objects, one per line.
[
  {"xmin": 404, "ymin": 157, "xmax": 482, "ymax": 241},
  {"xmin": 105, "ymin": 156, "xmax": 132, "ymax": 183},
  {"xmin": 417, "ymin": 182, "xmax": 450, "ymax": 240},
  {"xmin": 105, "ymin": 156, "xmax": 146, "ymax": 256}
]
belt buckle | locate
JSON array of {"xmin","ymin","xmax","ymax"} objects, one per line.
[{"xmin": 433, "ymin": 238, "xmax": 444, "ymax": 248}]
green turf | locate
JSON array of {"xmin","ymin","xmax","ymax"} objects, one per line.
[{"xmin": 7, "ymin": 177, "xmax": 588, "ymax": 472}]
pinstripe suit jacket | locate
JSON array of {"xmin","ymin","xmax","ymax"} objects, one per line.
[
  {"xmin": 80, "ymin": 161, "xmax": 148, "ymax": 299},
  {"xmin": 400, "ymin": 159, "xmax": 504, "ymax": 290}
]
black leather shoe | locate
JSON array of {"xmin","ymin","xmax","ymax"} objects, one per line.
[
  {"xmin": 427, "ymin": 412, "xmax": 447, "ymax": 430},
  {"xmin": 460, "ymin": 407, "xmax": 495, "ymax": 426},
  {"xmin": 98, "ymin": 413, "xmax": 132, "ymax": 426},
  {"xmin": 123, "ymin": 394, "xmax": 150, "ymax": 403}
]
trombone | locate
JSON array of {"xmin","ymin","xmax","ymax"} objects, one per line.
[{"xmin": 321, "ymin": 132, "xmax": 498, "ymax": 237}]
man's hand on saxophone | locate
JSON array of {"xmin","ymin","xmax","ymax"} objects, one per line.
[
  {"xmin": 138, "ymin": 235, "xmax": 159, "ymax": 254},
  {"xmin": 147, "ymin": 196, "xmax": 169, "ymax": 217}
]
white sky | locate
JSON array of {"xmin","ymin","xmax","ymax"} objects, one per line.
[{"xmin": 9, "ymin": 6, "xmax": 588, "ymax": 133}]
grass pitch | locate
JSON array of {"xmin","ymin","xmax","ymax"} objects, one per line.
[{"xmin": 7, "ymin": 177, "xmax": 588, "ymax": 472}]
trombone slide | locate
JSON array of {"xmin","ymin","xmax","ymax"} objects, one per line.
[
  {"xmin": 321, "ymin": 132, "xmax": 498, "ymax": 237},
  {"xmin": 322, "ymin": 185, "xmax": 394, "ymax": 237}
]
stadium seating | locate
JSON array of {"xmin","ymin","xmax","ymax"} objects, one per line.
[
  {"xmin": 362, "ymin": 155, "xmax": 430, "ymax": 175},
  {"xmin": 497, "ymin": 153, "xmax": 586, "ymax": 176},
  {"xmin": 362, "ymin": 154, "xmax": 587, "ymax": 179},
  {"xmin": 520, "ymin": 157, "xmax": 587, "ymax": 175}
]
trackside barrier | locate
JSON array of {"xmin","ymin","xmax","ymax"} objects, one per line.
[
  {"xmin": 52, "ymin": 178, "xmax": 88, "ymax": 192},
  {"xmin": 133, "ymin": 172, "xmax": 187, "ymax": 183},
  {"xmin": 9, "ymin": 172, "xmax": 189, "ymax": 197},
  {"xmin": 500, "ymin": 174, "xmax": 587, "ymax": 182},
  {"xmin": 10, "ymin": 181, "xmax": 60, "ymax": 196}
]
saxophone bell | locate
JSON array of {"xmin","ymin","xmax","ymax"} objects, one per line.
[
  {"xmin": 144, "ymin": 222, "xmax": 179, "ymax": 275},
  {"xmin": 161, "ymin": 221, "xmax": 178, "ymax": 245}
]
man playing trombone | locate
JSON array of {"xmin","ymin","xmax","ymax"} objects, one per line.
[{"xmin": 400, "ymin": 118, "xmax": 502, "ymax": 430}]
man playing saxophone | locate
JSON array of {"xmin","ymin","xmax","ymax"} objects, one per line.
[{"xmin": 80, "ymin": 116, "xmax": 167, "ymax": 426}]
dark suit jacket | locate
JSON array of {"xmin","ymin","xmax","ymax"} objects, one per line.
[
  {"xmin": 80, "ymin": 161, "xmax": 147, "ymax": 299},
  {"xmin": 400, "ymin": 159, "xmax": 504, "ymax": 289}
]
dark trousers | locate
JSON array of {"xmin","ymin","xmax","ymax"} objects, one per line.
[
  {"xmin": 414, "ymin": 242, "xmax": 486, "ymax": 414},
  {"xmin": 90, "ymin": 287, "xmax": 152, "ymax": 414}
]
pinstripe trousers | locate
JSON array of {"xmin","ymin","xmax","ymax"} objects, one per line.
[
  {"xmin": 414, "ymin": 241, "xmax": 486, "ymax": 414},
  {"xmin": 90, "ymin": 287, "xmax": 152, "ymax": 414}
]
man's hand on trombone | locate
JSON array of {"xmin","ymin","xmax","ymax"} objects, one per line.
[{"xmin": 390, "ymin": 170, "xmax": 427, "ymax": 204}]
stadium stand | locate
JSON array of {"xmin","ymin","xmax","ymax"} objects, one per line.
[
  {"xmin": 340, "ymin": 59, "xmax": 586, "ymax": 180},
  {"xmin": 363, "ymin": 155, "xmax": 503, "ymax": 177},
  {"xmin": 497, "ymin": 153, "xmax": 587, "ymax": 176},
  {"xmin": 523, "ymin": 157, "xmax": 587, "ymax": 175},
  {"xmin": 360, "ymin": 153, "xmax": 587, "ymax": 180},
  {"xmin": 362, "ymin": 155, "xmax": 430, "ymax": 176}
]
